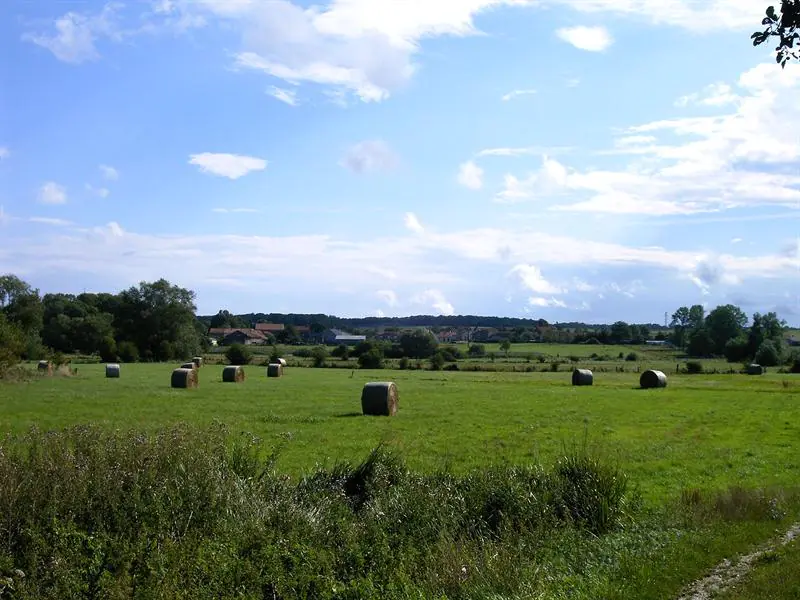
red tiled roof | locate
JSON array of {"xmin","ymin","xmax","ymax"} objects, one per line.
[{"xmin": 255, "ymin": 323, "xmax": 285, "ymax": 332}]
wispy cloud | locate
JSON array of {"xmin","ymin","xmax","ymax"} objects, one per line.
[
  {"xmin": 29, "ymin": 217, "xmax": 74, "ymax": 227},
  {"xmin": 99, "ymin": 164, "xmax": 119, "ymax": 180},
  {"xmin": 502, "ymin": 89, "xmax": 537, "ymax": 101},
  {"xmin": 0, "ymin": 147, "xmax": 9, "ymax": 160},
  {"xmin": 212, "ymin": 208, "xmax": 261, "ymax": 214},
  {"xmin": 85, "ymin": 183, "xmax": 110, "ymax": 198},
  {"xmin": 267, "ymin": 86, "xmax": 298, "ymax": 106},
  {"xmin": 404, "ymin": 212, "xmax": 425, "ymax": 234},
  {"xmin": 340, "ymin": 140, "xmax": 399, "ymax": 174}
]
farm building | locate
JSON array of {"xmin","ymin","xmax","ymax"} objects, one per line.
[
  {"xmin": 255, "ymin": 323, "xmax": 285, "ymax": 334},
  {"xmin": 323, "ymin": 328, "xmax": 367, "ymax": 346},
  {"xmin": 209, "ymin": 328, "xmax": 269, "ymax": 346}
]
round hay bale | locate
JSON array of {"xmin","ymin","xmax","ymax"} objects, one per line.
[
  {"xmin": 640, "ymin": 369, "xmax": 667, "ymax": 389},
  {"xmin": 222, "ymin": 365, "xmax": 245, "ymax": 383},
  {"xmin": 180, "ymin": 362, "xmax": 197, "ymax": 370},
  {"xmin": 746, "ymin": 363, "xmax": 764, "ymax": 375},
  {"xmin": 171, "ymin": 368, "xmax": 198, "ymax": 389},
  {"xmin": 192, "ymin": 356, "xmax": 203, "ymax": 368},
  {"xmin": 105, "ymin": 363, "xmax": 121, "ymax": 378},
  {"xmin": 267, "ymin": 363, "xmax": 283, "ymax": 378},
  {"xmin": 37, "ymin": 360, "xmax": 53, "ymax": 375},
  {"xmin": 278, "ymin": 358, "xmax": 287, "ymax": 368},
  {"xmin": 361, "ymin": 382, "xmax": 398, "ymax": 416},
  {"xmin": 572, "ymin": 368, "xmax": 593, "ymax": 386}
]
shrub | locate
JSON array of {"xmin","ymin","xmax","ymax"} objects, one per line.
[
  {"xmin": 550, "ymin": 361, "xmax": 562, "ymax": 372},
  {"xmin": 439, "ymin": 346, "xmax": 463, "ymax": 361},
  {"xmin": 685, "ymin": 361, "xmax": 704, "ymax": 374},
  {"xmin": 98, "ymin": 336, "xmax": 117, "ymax": 363},
  {"xmin": 468, "ymin": 344, "xmax": 486, "ymax": 357},
  {"xmin": 398, "ymin": 356, "xmax": 410, "ymax": 370},
  {"xmin": 331, "ymin": 344, "xmax": 349, "ymax": 359},
  {"xmin": 225, "ymin": 343, "xmax": 253, "ymax": 366},
  {"xmin": 443, "ymin": 363, "xmax": 459, "ymax": 371},
  {"xmin": 117, "ymin": 341, "xmax": 139, "ymax": 363},
  {"xmin": 310, "ymin": 346, "xmax": 328, "ymax": 367},
  {"xmin": 755, "ymin": 340, "xmax": 782, "ymax": 367},
  {"xmin": 724, "ymin": 336, "xmax": 750, "ymax": 363},
  {"xmin": 429, "ymin": 352, "xmax": 445, "ymax": 371},
  {"xmin": 789, "ymin": 350, "xmax": 800, "ymax": 374},
  {"xmin": 568, "ymin": 355, "xmax": 580, "ymax": 363},
  {"xmin": 293, "ymin": 348, "xmax": 312, "ymax": 358},
  {"xmin": 358, "ymin": 349, "xmax": 384, "ymax": 369},
  {"xmin": 625, "ymin": 352, "xmax": 638, "ymax": 362}
]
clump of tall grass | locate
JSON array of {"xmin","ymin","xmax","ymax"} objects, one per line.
[{"xmin": 0, "ymin": 425, "xmax": 635, "ymax": 598}]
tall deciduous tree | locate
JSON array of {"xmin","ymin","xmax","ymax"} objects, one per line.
[
  {"xmin": 705, "ymin": 304, "xmax": 748, "ymax": 355},
  {"xmin": 753, "ymin": 2, "xmax": 799, "ymax": 67}
]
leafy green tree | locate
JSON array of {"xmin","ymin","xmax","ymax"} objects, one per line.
[
  {"xmin": 609, "ymin": 321, "xmax": 632, "ymax": 344},
  {"xmin": 755, "ymin": 340, "xmax": 782, "ymax": 366},
  {"xmin": 687, "ymin": 327, "xmax": 714, "ymax": 357},
  {"xmin": 500, "ymin": 340, "xmax": 511, "ymax": 357},
  {"xmin": 211, "ymin": 310, "xmax": 249, "ymax": 329},
  {"xmin": 705, "ymin": 304, "xmax": 748, "ymax": 355},
  {"xmin": 0, "ymin": 313, "xmax": 24, "ymax": 373},
  {"xmin": 429, "ymin": 352, "xmax": 445, "ymax": 371},
  {"xmin": 468, "ymin": 344, "xmax": 486, "ymax": 357},
  {"xmin": 724, "ymin": 336, "xmax": 750, "ymax": 363},
  {"xmin": 117, "ymin": 341, "xmax": 139, "ymax": 363},
  {"xmin": 752, "ymin": 2, "xmax": 799, "ymax": 67},
  {"xmin": 98, "ymin": 336, "xmax": 118, "ymax": 363},
  {"xmin": 331, "ymin": 344, "xmax": 350, "ymax": 359},
  {"xmin": 747, "ymin": 312, "xmax": 786, "ymax": 358},
  {"xmin": 399, "ymin": 330, "xmax": 438, "ymax": 359},
  {"xmin": 0, "ymin": 275, "xmax": 33, "ymax": 308}
]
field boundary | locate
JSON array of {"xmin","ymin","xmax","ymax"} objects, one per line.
[{"xmin": 675, "ymin": 521, "xmax": 800, "ymax": 600}]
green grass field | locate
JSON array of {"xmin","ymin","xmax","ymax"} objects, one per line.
[{"xmin": 3, "ymin": 363, "xmax": 799, "ymax": 501}]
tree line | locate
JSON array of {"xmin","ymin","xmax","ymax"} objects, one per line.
[{"xmin": 1, "ymin": 275, "xmax": 205, "ymax": 370}]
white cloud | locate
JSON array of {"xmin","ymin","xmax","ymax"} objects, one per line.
[
  {"xmin": 566, "ymin": 77, "xmax": 581, "ymax": 88},
  {"xmin": 22, "ymin": 3, "xmax": 123, "ymax": 63},
  {"xmin": 510, "ymin": 264, "xmax": 564, "ymax": 294},
  {"xmin": 494, "ymin": 63, "xmax": 800, "ymax": 216},
  {"xmin": 212, "ymin": 208, "xmax": 261, "ymax": 213},
  {"xmin": 376, "ymin": 289, "xmax": 398, "ymax": 306},
  {"xmin": 411, "ymin": 289, "xmax": 455, "ymax": 316},
  {"xmin": 29, "ymin": 217, "xmax": 74, "ymax": 227},
  {"xmin": 502, "ymin": 89, "xmax": 537, "ymax": 101},
  {"xmin": 99, "ymin": 164, "xmax": 119, "ymax": 180},
  {"xmin": 731, "ymin": 237, "xmax": 743, "ymax": 244},
  {"xmin": 375, "ymin": 308, "xmax": 386, "ymax": 318},
  {"xmin": 85, "ymin": 184, "xmax": 110, "ymax": 198},
  {"xmin": 457, "ymin": 161, "xmax": 484, "ymax": 190},
  {"xmin": 267, "ymin": 86, "xmax": 298, "ymax": 106},
  {"xmin": 572, "ymin": 278, "xmax": 595, "ymax": 292},
  {"xmin": 340, "ymin": 140, "xmax": 399, "ymax": 173},
  {"xmin": 0, "ymin": 206, "xmax": 9, "ymax": 226},
  {"xmin": 189, "ymin": 153, "xmax": 267, "ymax": 179},
  {"xmin": 556, "ymin": 25, "xmax": 613, "ymax": 52},
  {"xmin": 38, "ymin": 182, "xmax": 67, "ymax": 205},
  {"xmin": 0, "ymin": 147, "xmax": 9, "ymax": 160},
  {"xmin": 675, "ymin": 82, "xmax": 739, "ymax": 108},
  {"xmin": 404, "ymin": 212, "xmax": 425, "ymax": 234},
  {"xmin": 528, "ymin": 297, "xmax": 567, "ymax": 308},
  {"xmin": 494, "ymin": 156, "xmax": 569, "ymax": 203}
]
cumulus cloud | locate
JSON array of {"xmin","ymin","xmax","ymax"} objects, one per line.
[
  {"xmin": 404, "ymin": 212, "xmax": 425, "ymax": 234},
  {"xmin": 22, "ymin": 3, "xmax": 123, "ymax": 63},
  {"xmin": 528, "ymin": 297, "xmax": 567, "ymax": 308},
  {"xmin": 38, "ymin": 182, "xmax": 67, "ymax": 205},
  {"xmin": 457, "ymin": 161, "xmax": 484, "ymax": 190},
  {"xmin": 85, "ymin": 184, "xmax": 110, "ymax": 198},
  {"xmin": 492, "ymin": 62, "xmax": 800, "ymax": 216},
  {"xmin": 556, "ymin": 25, "xmax": 613, "ymax": 51},
  {"xmin": 189, "ymin": 153, "xmax": 267, "ymax": 179},
  {"xmin": 0, "ymin": 147, "xmax": 9, "ymax": 160},
  {"xmin": 99, "ymin": 164, "xmax": 119, "ymax": 180},
  {"xmin": 411, "ymin": 289, "xmax": 455, "ymax": 316},
  {"xmin": 340, "ymin": 140, "xmax": 398, "ymax": 173},
  {"xmin": 510, "ymin": 264, "xmax": 564, "ymax": 294}
]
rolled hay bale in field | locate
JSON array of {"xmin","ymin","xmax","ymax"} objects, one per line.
[
  {"xmin": 37, "ymin": 360, "xmax": 53, "ymax": 375},
  {"xmin": 222, "ymin": 365, "xmax": 245, "ymax": 383},
  {"xmin": 105, "ymin": 363, "xmax": 121, "ymax": 378},
  {"xmin": 746, "ymin": 364, "xmax": 764, "ymax": 375},
  {"xmin": 267, "ymin": 363, "xmax": 283, "ymax": 378},
  {"xmin": 192, "ymin": 356, "xmax": 203, "ymax": 368},
  {"xmin": 361, "ymin": 382, "xmax": 398, "ymax": 416},
  {"xmin": 278, "ymin": 358, "xmax": 287, "ymax": 368},
  {"xmin": 171, "ymin": 368, "xmax": 198, "ymax": 389},
  {"xmin": 572, "ymin": 368, "xmax": 593, "ymax": 386},
  {"xmin": 180, "ymin": 362, "xmax": 197, "ymax": 370},
  {"xmin": 640, "ymin": 369, "xmax": 667, "ymax": 389}
]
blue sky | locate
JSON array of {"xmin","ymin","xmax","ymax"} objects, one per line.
[{"xmin": 1, "ymin": 0, "xmax": 798, "ymax": 324}]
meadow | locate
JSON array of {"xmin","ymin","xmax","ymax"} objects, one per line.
[{"xmin": 1, "ymin": 355, "xmax": 799, "ymax": 598}]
